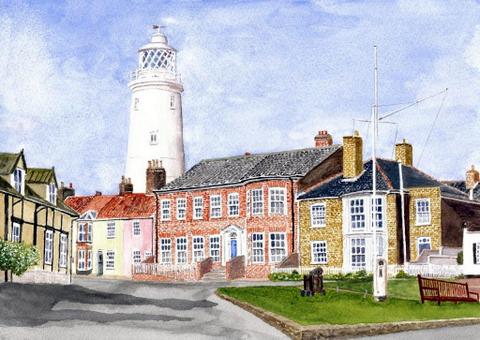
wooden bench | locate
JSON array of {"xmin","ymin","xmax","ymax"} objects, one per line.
[{"xmin": 417, "ymin": 275, "xmax": 479, "ymax": 305}]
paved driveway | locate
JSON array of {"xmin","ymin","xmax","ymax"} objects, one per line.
[{"xmin": 0, "ymin": 278, "xmax": 288, "ymax": 340}]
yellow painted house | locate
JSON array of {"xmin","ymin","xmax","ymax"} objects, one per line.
[
  {"xmin": 297, "ymin": 133, "xmax": 479, "ymax": 273},
  {"xmin": 0, "ymin": 150, "xmax": 78, "ymax": 283}
]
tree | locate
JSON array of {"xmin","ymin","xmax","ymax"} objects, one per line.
[{"xmin": 0, "ymin": 240, "xmax": 39, "ymax": 282}]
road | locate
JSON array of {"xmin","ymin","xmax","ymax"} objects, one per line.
[{"xmin": 0, "ymin": 278, "xmax": 288, "ymax": 340}]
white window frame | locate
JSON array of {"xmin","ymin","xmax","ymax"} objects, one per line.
[
  {"xmin": 132, "ymin": 250, "xmax": 142, "ymax": 264},
  {"xmin": 192, "ymin": 236, "xmax": 205, "ymax": 263},
  {"xmin": 161, "ymin": 199, "xmax": 171, "ymax": 221},
  {"xmin": 87, "ymin": 223, "xmax": 92, "ymax": 242},
  {"xmin": 44, "ymin": 230, "xmax": 53, "ymax": 265},
  {"xmin": 176, "ymin": 237, "xmax": 187, "ymax": 264},
  {"xmin": 78, "ymin": 223, "xmax": 85, "ymax": 242},
  {"xmin": 228, "ymin": 193, "xmax": 239, "ymax": 217},
  {"xmin": 160, "ymin": 238, "xmax": 172, "ymax": 263},
  {"xmin": 210, "ymin": 195, "xmax": 222, "ymax": 218},
  {"xmin": 351, "ymin": 238, "xmax": 366, "ymax": 270},
  {"xmin": 415, "ymin": 198, "xmax": 431, "ymax": 226},
  {"xmin": 59, "ymin": 234, "xmax": 67, "ymax": 268},
  {"xmin": 252, "ymin": 233, "xmax": 264, "ymax": 264},
  {"xmin": 209, "ymin": 236, "xmax": 220, "ymax": 262},
  {"xmin": 87, "ymin": 249, "xmax": 92, "ymax": 270},
  {"xmin": 310, "ymin": 203, "xmax": 326, "ymax": 228},
  {"xmin": 193, "ymin": 197, "xmax": 203, "ymax": 220},
  {"xmin": 11, "ymin": 222, "xmax": 21, "ymax": 242},
  {"xmin": 144, "ymin": 250, "xmax": 152, "ymax": 259},
  {"xmin": 311, "ymin": 241, "xmax": 328, "ymax": 264},
  {"xmin": 251, "ymin": 189, "xmax": 264, "ymax": 216},
  {"xmin": 133, "ymin": 221, "xmax": 141, "ymax": 236},
  {"xmin": 134, "ymin": 97, "xmax": 139, "ymax": 111},
  {"xmin": 13, "ymin": 168, "xmax": 25, "ymax": 195},
  {"xmin": 417, "ymin": 236, "xmax": 431, "ymax": 256},
  {"xmin": 48, "ymin": 183, "xmax": 57, "ymax": 205},
  {"xmin": 176, "ymin": 198, "xmax": 187, "ymax": 220},
  {"xmin": 269, "ymin": 232, "xmax": 286, "ymax": 263},
  {"xmin": 269, "ymin": 187, "xmax": 286, "ymax": 215},
  {"xmin": 77, "ymin": 249, "xmax": 86, "ymax": 271},
  {"xmin": 106, "ymin": 222, "xmax": 116, "ymax": 239},
  {"xmin": 170, "ymin": 94, "xmax": 175, "ymax": 109},
  {"xmin": 149, "ymin": 131, "xmax": 158, "ymax": 145},
  {"xmin": 371, "ymin": 196, "xmax": 385, "ymax": 229},
  {"xmin": 349, "ymin": 198, "xmax": 366, "ymax": 231},
  {"xmin": 106, "ymin": 250, "xmax": 115, "ymax": 270}
]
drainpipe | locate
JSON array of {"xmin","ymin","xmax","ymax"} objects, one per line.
[
  {"xmin": 290, "ymin": 178, "xmax": 296, "ymax": 253},
  {"xmin": 398, "ymin": 162, "xmax": 408, "ymax": 266}
]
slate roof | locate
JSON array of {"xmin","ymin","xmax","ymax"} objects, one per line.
[
  {"xmin": 26, "ymin": 167, "xmax": 57, "ymax": 185},
  {"xmin": 443, "ymin": 180, "xmax": 480, "ymax": 200},
  {"xmin": 65, "ymin": 194, "xmax": 155, "ymax": 219},
  {"xmin": 160, "ymin": 145, "xmax": 341, "ymax": 191},
  {"xmin": 299, "ymin": 158, "xmax": 470, "ymax": 200},
  {"xmin": 0, "ymin": 151, "xmax": 24, "ymax": 175}
]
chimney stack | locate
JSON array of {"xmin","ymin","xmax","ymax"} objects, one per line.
[
  {"xmin": 58, "ymin": 181, "xmax": 75, "ymax": 201},
  {"xmin": 343, "ymin": 130, "xmax": 363, "ymax": 178},
  {"xmin": 146, "ymin": 159, "xmax": 166, "ymax": 194},
  {"xmin": 466, "ymin": 165, "xmax": 479, "ymax": 190},
  {"xmin": 119, "ymin": 176, "xmax": 134, "ymax": 195},
  {"xmin": 314, "ymin": 130, "xmax": 333, "ymax": 148},
  {"xmin": 395, "ymin": 139, "xmax": 413, "ymax": 166}
]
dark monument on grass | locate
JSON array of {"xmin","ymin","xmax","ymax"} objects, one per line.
[{"xmin": 301, "ymin": 267, "xmax": 325, "ymax": 297}]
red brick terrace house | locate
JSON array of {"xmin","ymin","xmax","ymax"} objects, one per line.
[{"xmin": 153, "ymin": 131, "xmax": 343, "ymax": 280}]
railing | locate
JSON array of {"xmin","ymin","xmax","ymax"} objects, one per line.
[
  {"xmin": 129, "ymin": 69, "xmax": 182, "ymax": 82},
  {"xmin": 272, "ymin": 264, "xmax": 463, "ymax": 278},
  {"xmin": 133, "ymin": 263, "xmax": 196, "ymax": 281}
]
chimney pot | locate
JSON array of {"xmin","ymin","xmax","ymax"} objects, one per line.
[
  {"xmin": 95, "ymin": 191, "xmax": 102, "ymax": 196},
  {"xmin": 69, "ymin": 182, "xmax": 73, "ymax": 188},
  {"xmin": 466, "ymin": 165, "xmax": 480, "ymax": 190},
  {"xmin": 245, "ymin": 152, "xmax": 251, "ymax": 156},
  {"xmin": 314, "ymin": 130, "xmax": 333, "ymax": 148}
]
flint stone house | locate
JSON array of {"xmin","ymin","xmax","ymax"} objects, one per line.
[
  {"xmin": 0, "ymin": 150, "xmax": 78, "ymax": 283},
  {"xmin": 65, "ymin": 192, "xmax": 155, "ymax": 279},
  {"xmin": 297, "ymin": 132, "xmax": 478, "ymax": 273},
  {"xmin": 154, "ymin": 132, "xmax": 342, "ymax": 279}
]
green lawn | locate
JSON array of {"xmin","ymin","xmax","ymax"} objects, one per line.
[
  {"xmin": 218, "ymin": 284, "xmax": 480, "ymax": 326},
  {"xmin": 324, "ymin": 278, "xmax": 420, "ymax": 300}
]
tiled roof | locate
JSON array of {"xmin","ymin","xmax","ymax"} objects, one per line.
[
  {"xmin": 160, "ymin": 145, "xmax": 341, "ymax": 191},
  {"xmin": 26, "ymin": 168, "xmax": 56, "ymax": 185},
  {"xmin": 65, "ymin": 193, "xmax": 155, "ymax": 219},
  {"xmin": 0, "ymin": 151, "xmax": 23, "ymax": 175},
  {"xmin": 299, "ymin": 158, "xmax": 469, "ymax": 200}
]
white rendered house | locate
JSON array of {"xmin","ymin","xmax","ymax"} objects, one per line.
[{"xmin": 125, "ymin": 28, "xmax": 185, "ymax": 192}]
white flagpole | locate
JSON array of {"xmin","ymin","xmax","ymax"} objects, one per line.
[{"xmin": 372, "ymin": 45, "xmax": 379, "ymax": 298}]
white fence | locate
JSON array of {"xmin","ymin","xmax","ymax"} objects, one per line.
[
  {"xmin": 133, "ymin": 263, "xmax": 197, "ymax": 281},
  {"xmin": 273, "ymin": 264, "xmax": 463, "ymax": 278}
]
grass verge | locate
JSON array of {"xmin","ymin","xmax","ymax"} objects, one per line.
[{"xmin": 218, "ymin": 285, "xmax": 480, "ymax": 326}]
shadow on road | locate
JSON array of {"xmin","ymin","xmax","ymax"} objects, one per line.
[{"xmin": 0, "ymin": 283, "xmax": 217, "ymax": 326}]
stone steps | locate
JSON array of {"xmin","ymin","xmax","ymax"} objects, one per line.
[{"xmin": 201, "ymin": 268, "xmax": 226, "ymax": 282}]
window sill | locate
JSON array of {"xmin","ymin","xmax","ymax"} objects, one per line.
[
  {"xmin": 311, "ymin": 224, "xmax": 326, "ymax": 229},
  {"xmin": 311, "ymin": 262, "xmax": 327, "ymax": 265},
  {"xmin": 415, "ymin": 222, "xmax": 431, "ymax": 227}
]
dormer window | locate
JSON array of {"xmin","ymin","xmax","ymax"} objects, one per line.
[
  {"xmin": 13, "ymin": 168, "xmax": 24, "ymax": 195},
  {"xmin": 48, "ymin": 183, "xmax": 57, "ymax": 204}
]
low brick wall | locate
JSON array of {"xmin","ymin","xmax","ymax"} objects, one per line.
[
  {"xmin": 226, "ymin": 255, "xmax": 245, "ymax": 280},
  {"xmin": 196, "ymin": 257, "xmax": 213, "ymax": 280},
  {"xmin": 11, "ymin": 269, "xmax": 70, "ymax": 285}
]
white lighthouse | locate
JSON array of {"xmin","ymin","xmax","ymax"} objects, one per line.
[{"xmin": 125, "ymin": 27, "xmax": 185, "ymax": 192}]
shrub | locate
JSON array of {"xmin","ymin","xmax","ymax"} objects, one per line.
[
  {"xmin": 268, "ymin": 271, "xmax": 303, "ymax": 282},
  {"xmin": 324, "ymin": 271, "xmax": 372, "ymax": 281},
  {"xmin": 457, "ymin": 251, "xmax": 463, "ymax": 265},
  {"xmin": 0, "ymin": 240, "xmax": 39, "ymax": 278},
  {"xmin": 395, "ymin": 270, "xmax": 413, "ymax": 279}
]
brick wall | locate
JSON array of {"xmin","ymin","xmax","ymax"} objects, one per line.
[
  {"xmin": 226, "ymin": 255, "xmax": 245, "ymax": 280},
  {"xmin": 342, "ymin": 132, "xmax": 363, "ymax": 178},
  {"xmin": 386, "ymin": 194, "xmax": 399, "ymax": 264},
  {"xmin": 299, "ymin": 198, "xmax": 343, "ymax": 268},
  {"xmin": 156, "ymin": 179, "xmax": 298, "ymax": 279}
]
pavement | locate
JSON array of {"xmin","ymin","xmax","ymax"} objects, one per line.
[{"xmin": 0, "ymin": 278, "xmax": 290, "ymax": 340}]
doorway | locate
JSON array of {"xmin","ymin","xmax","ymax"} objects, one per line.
[{"xmin": 97, "ymin": 251, "xmax": 103, "ymax": 276}]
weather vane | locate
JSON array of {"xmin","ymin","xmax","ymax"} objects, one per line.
[{"xmin": 152, "ymin": 24, "xmax": 166, "ymax": 33}]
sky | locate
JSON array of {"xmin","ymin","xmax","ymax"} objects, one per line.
[{"xmin": 1, "ymin": 0, "xmax": 480, "ymax": 195}]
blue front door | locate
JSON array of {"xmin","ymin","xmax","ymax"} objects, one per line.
[{"xmin": 230, "ymin": 239, "xmax": 237, "ymax": 258}]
